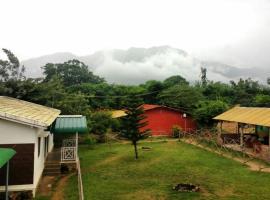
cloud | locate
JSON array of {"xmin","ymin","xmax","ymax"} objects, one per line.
[{"xmin": 93, "ymin": 48, "xmax": 230, "ymax": 85}]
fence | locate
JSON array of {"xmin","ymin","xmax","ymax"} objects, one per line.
[
  {"xmin": 77, "ymin": 157, "xmax": 84, "ymax": 200},
  {"xmin": 180, "ymin": 129, "xmax": 270, "ymax": 171}
]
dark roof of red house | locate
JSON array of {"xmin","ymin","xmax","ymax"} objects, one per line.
[
  {"xmin": 141, "ymin": 104, "xmax": 162, "ymax": 111},
  {"xmin": 141, "ymin": 104, "xmax": 185, "ymax": 113}
]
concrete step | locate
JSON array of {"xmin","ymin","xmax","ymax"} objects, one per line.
[
  {"xmin": 45, "ymin": 161, "xmax": 61, "ymax": 165},
  {"xmin": 43, "ymin": 168, "xmax": 61, "ymax": 175},
  {"xmin": 43, "ymin": 171, "xmax": 61, "ymax": 176}
]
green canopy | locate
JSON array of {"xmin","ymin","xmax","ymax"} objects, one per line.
[
  {"xmin": 0, "ymin": 148, "xmax": 16, "ymax": 168},
  {"xmin": 52, "ymin": 115, "xmax": 88, "ymax": 134}
]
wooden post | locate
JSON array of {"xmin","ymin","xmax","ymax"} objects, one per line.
[
  {"xmin": 268, "ymin": 127, "xmax": 270, "ymax": 152},
  {"xmin": 217, "ymin": 121, "xmax": 223, "ymax": 145},
  {"xmin": 240, "ymin": 124, "xmax": 243, "ymax": 147},
  {"xmin": 219, "ymin": 121, "xmax": 223, "ymax": 137}
]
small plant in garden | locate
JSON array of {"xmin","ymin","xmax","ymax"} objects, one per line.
[{"xmin": 172, "ymin": 125, "xmax": 183, "ymax": 138}]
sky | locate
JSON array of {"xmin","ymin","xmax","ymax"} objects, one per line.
[{"xmin": 1, "ymin": 0, "xmax": 270, "ymax": 69}]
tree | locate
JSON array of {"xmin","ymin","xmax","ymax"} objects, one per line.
[
  {"xmin": 42, "ymin": 59, "xmax": 104, "ymax": 86},
  {"xmin": 141, "ymin": 80, "xmax": 163, "ymax": 104},
  {"xmin": 120, "ymin": 98, "xmax": 149, "ymax": 159},
  {"xmin": 158, "ymin": 84, "xmax": 203, "ymax": 113},
  {"xmin": 194, "ymin": 100, "xmax": 229, "ymax": 126},
  {"xmin": 202, "ymin": 81, "xmax": 234, "ymax": 103},
  {"xmin": 200, "ymin": 67, "xmax": 207, "ymax": 86},
  {"xmin": 254, "ymin": 94, "xmax": 270, "ymax": 107},
  {"xmin": 163, "ymin": 75, "xmax": 189, "ymax": 88},
  {"xmin": 89, "ymin": 111, "xmax": 113, "ymax": 142},
  {"xmin": 230, "ymin": 78, "xmax": 262, "ymax": 106},
  {"xmin": 0, "ymin": 48, "xmax": 25, "ymax": 81}
]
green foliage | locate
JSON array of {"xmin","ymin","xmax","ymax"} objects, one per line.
[
  {"xmin": 202, "ymin": 81, "xmax": 234, "ymax": 103},
  {"xmin": 159, "ymin": 84, "xmax": 203, "ymax": 112},
  {"xmin": 141, "ymin": 80, "xmax": 163, "ymax": 104},
  {"xmin": 84, "ymin": 134, "xmax": 97, "ymax": 147},
  {"xmin": 254, "ymin": 94, "xmax": 270, "ymax": 107},
  {"xmin": 230, "ymin": 78, "xmax": 262, "ymax": 106},
  {"xmin": 194, "ymin": 100, "xmax": 229, "ymax": 126},
  {"xmin": 172, "ymin": 125, "xmax": 183, "ymax": 138},
  {"xmin": 89, "ymin": 111, "xmax": 113, "ymax": 142},
  {"xmin": 42, "ymin": 59, "xmax": 104, "ymax": 86},
  {"xmin": 163, "ymin": 75, "xmax": 189, "ymax": 88}
]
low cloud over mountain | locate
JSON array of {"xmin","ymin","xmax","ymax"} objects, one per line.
[{"xmin": 22, "ymin": 46, "xmax": 268, "ymax": 85}]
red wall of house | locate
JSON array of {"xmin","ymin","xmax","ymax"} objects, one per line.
[{"xmin": 140, "ymin": 107, "xmax": 196, "ymax": 136}]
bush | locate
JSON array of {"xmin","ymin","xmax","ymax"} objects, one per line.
[
  {"xmin": 84, "ymin": 134, "xmax": 97, "ymax": 148},
  {"xmin": 172, "ymin": 125, "xmax": 183, "ymax": 138},
  {"xmin": 89, "ymin": 111, "xmax": 113, "ymax": 142}
]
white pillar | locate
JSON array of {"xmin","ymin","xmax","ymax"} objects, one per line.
[
  {"xmin": 76, "ymin": 132, "xmax": 78, "ymax": 162},
  {"xmin": 5, "ymin": 161, "xmax": 9, "ymax": 200}
]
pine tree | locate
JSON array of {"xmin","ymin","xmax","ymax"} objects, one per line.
[{"xmin": 121, "ymin": 98, "xmax": 149, "ymax": 159}]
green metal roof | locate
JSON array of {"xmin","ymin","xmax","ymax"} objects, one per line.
[
  {"xmin": 0, "ymin": 148, "xmax": 16, "ymax": 168},
  {"xmin": 53, "ymin": 115, "xmax": 88, "ymax": 134}
]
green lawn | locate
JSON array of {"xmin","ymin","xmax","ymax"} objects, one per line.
[{"xmin": 74, "ymin": 141, "xmax": 270, "ymax": 200}]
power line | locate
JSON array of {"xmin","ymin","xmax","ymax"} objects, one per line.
[{"xmin": 84, "ymin": 90, "xmax": 161, "ymax": 98}]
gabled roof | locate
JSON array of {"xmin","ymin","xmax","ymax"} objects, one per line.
[
  {"xmin": 0, "ymin": 96, "xmax": 60, "ymax": 128},
  {"xmin": 52, "ymin": 115, "xmax": 88, "ymax": 134},
  {"xmin": 213, "ymin": 107, "xmax": 270, "ymax": 127},
  {"xmin": 142, "ymin": 104, "xmax": 162, "ymax": 111},
  {"xmin": 0, "ymin": 148, "xmax": 16, "ymax": 168},
  {"xmin": 141, "ymin": 104, "xmax": 183, "ymax": 113}
]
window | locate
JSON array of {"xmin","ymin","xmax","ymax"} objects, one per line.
[{"xmin": 38, "ymin": 137, "xmax": 41, "ymax": 157}]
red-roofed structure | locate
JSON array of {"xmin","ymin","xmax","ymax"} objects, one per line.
[{"xmin": 140, "ymin": 104, "xmax": 196, "ymax": 136}]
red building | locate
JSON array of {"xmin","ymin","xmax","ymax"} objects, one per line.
[{"xmin": 140, "ymin": 104, "xmax": 196, "ymax": 137}]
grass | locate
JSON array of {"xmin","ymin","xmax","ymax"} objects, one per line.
[
  {"xmin": 63, "ymin": 174, "xmax": 79, "ymax": 200},
  {"xmin": 66, "ymin": 141, "xmax": 270, "ymax": 200}
]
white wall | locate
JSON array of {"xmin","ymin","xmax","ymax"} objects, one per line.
[
  {"xmin": 34, "ymin": 130, "xmax": 54, "ymax": 192},
  {"xmin": 0, "ymin": 119, "xmax": 37, "ymax": 144},
  {"xmin": 0, "ymin": 119, "xmax": 54, "ymax": 196}
]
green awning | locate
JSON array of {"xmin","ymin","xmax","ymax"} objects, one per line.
[
  {"xmin": 0, "ymin": 148, "xmax": 16, "ymax": 168},
  {"xmin": 52, "ymin": 115, "xmax": 88, "ymax": 134}
]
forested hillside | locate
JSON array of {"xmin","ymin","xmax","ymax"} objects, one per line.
[{"xmin": 1, "ymin": 49, "xmax": 270, "ymax": 128}]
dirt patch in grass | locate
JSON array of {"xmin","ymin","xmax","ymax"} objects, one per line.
[
  {"xmin": 199, "ymin": 186, "xmax": 211, "ymax": 197},
  {"xmin": 51, "ymin": 175, "xmax": 72, "ymax": 200},
  {"xmin": 37, "ymin": 176, "xmax": 56, "ymax": 196},
  {"xmin": 215, "ymin": 187, "xmax": 235, "ymax": 198}
]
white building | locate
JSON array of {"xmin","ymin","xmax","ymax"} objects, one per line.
[{"xmin": 0, "ymin": 96, "xmax": 60, "ymax": 196}]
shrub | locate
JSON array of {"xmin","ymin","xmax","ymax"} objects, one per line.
[
  {"xmin": 172, "ymin": 125, "xmax": 183, "ymax": 138},
  {"xmin": 84, "ymin": 134, "xmax": 97, "ymax": 147}
]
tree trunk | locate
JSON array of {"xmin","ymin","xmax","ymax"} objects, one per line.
[{"xmin": 133, "ymin": 141, "xmax": 138, "ymax": 159}]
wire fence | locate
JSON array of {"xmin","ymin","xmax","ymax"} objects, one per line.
[{"xmin": 180, "ymin": 128, "xmax": 270, "ymax": 172}]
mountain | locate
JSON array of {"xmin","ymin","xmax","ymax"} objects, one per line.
[
  {"xmin": 21, "ymin": 46, "xmax": 267, "ymax": 85},
  {"xmin": 22, "ymin": 52, "xmax": 77, "ymax": 77}
]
